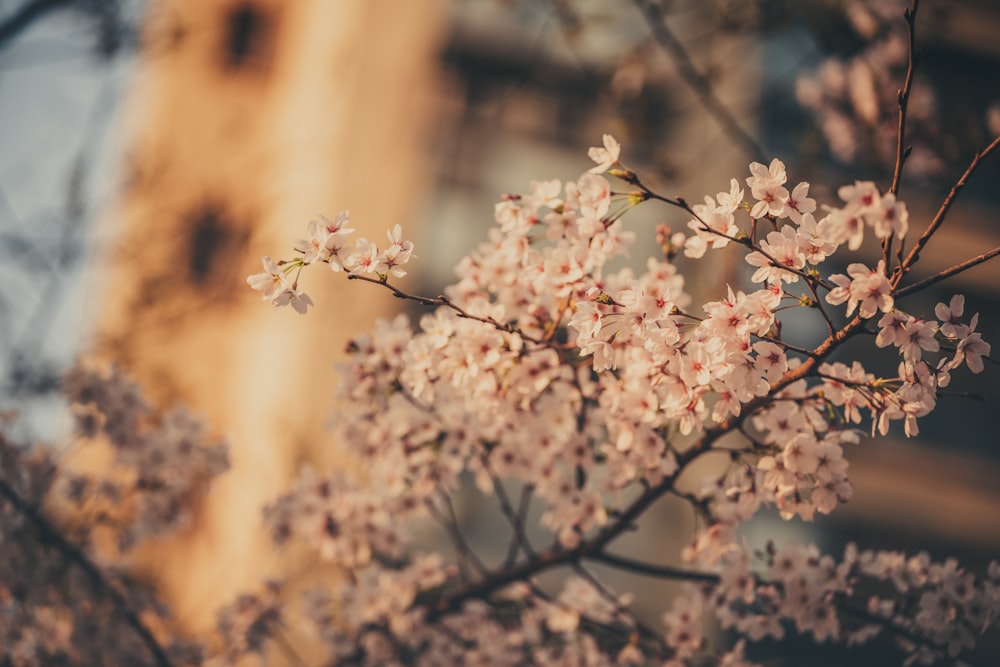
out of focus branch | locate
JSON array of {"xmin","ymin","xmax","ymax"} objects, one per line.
[
  {"xmin": 631, "ymin": 0, "xmax": 765, "ymax": 161},
  {"xmin": 0, "ymin": 476, "xmax": 174, "ymax": 667},
  {"xmin": 0, "ymin": 0, "xmax": 71, "ymax": 50}
]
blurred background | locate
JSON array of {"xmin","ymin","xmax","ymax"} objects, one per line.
[{"xmin": 1, "ymin": 0, "xmax": 999, "ymax": 663}]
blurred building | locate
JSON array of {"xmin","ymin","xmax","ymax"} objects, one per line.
[{"xmin": 94, "ymin": 0, "xmax": 445, "ymax": 632}]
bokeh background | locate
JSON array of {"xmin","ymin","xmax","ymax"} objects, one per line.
[{"xmin": 1, "ymin": 0, "xmax": 999, "ymax": 663}]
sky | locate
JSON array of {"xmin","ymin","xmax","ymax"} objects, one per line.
[{"xmin": 0, "ymin": 6, "xmax": 137, "ymax": 439}]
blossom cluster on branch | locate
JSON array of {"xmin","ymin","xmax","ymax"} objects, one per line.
[
  {"xmin": 1, "ymin": 3, "xmax": 998, "ymax": 666},
  {"xmin": 243, "ymin": 118, "xmax": 999, "ymax": 665}
]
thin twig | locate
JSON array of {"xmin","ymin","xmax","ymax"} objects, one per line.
[
  {"xmin": 836, "ymin": 598, "xmax": 982, "ymax": 667},
  {"xmin": 483, "ymin": 462, "xmax": 536, "ymax": 567},
  {"xmin": 895, "ymin": 135, "xmax": 1000, "ymax": 282},
  {"xmin": 803, "ymin": 277, "xmax": 837, "ymax": 335},
  {"xmin": 426, "ymin": 495, "xmax": 489, "ymax": 580},
  {"xmin": 894, "ymin": 245, "xmax": 1000, "ymax": 298},
  {"xmin": 754, "ymin": 334, "xmax": 820, "ymax": 359},
  {"xmin": 888, "ymin": 0, "xmax": 920, "ymax": 196},
  {"xmin": 630, "ymin": 0, "xmax": 765, "ymax": 161},
  {"xmin": 347, "ymin": 274, "xmax": 545, "ymax": 344},
  {"xmin": 570, "ymin": 562, "xmax": 668, "ymax": 655},
  {"xmin": 426, "ymin": 304, "xmax": 868, "ymax": 619},
  {"xmin": 632, "ymin": 177, "xmax": 835, "ymax": 290}
]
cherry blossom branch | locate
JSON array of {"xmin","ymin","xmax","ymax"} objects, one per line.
[
  {"xmin": 894, "ymin": 244, "xmax": 1000, "ymax": 298},
  {"xmin": 429, "ymin": 311, "xmax": 871, "ymax": 617},
  {"xmin": 347, "ymin": 274, "xmax": 546, "ymax": 344},
  {"xmin": 896, "ymin": 134, "xmax": 1000, "ymax": 282},
  {"xmin": 598, "ymin": 549, "xmax": 985, "ymax": 667},
  {"xmin": 525, "ymin": 578, "xmax": 640, "ymax": 651},
  {"xmin": 0, "ymin": 477, "xmax": 174, "ymax": 667},
  {"xmin": 631, "ymin": 183, "xmax": 698, "ymax": 217},
  {"xmin": 601, "ymin": 550, "xmax": 986, "ymax": 667},
  {"xmin": 633, "ymin": 178, "xmax": 836, "ymax": 291},
  {"xmin": 248, "ymin": 57, "xmax": 1000, "ymax": 659},
  {"xmin": 801, "ymin": 276, "xmax": 838, "ymax": 334},
  {"xmin": 630, "ymin": 0, "xmax": 765, "ymax": 161},
  {"xmin": 754, "ymin": 334, "xmax": 819, "ymax": 359}
]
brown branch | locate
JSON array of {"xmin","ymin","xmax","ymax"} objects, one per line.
[
  {"xmin": 804, "ymin": 277, "xmax": 837, "ymax": 334},
  {"xmin": 0, "ymin": 477, "xmax": 174, "ymax": 667},
  {"xmin": 894, "ymin": 245, "xmax": 1000, "ymax": 298},
  {"xmin": 347, "ymin": 274, "xmax": 545, "ymax": 344},
  {"xmin": 896, "ymin": 135, "xmax": 1000, "ymax": 282},
  {"xmin": 632, "ymin": 178, "xmax": 835, "ymax": 291},
  {"xmin": 425, "ymin": 308, "xmax": 867, "ymax": 619},
  {"xmin": 426, "ymin": 495, "xmax": 489, "ymax": 580},
  {"xmin": 888, "ymin": 0, "xmax": 920, "ymax": 196},
  {"xmin": 755, "ymin": 334, "xmax": 820, "ymax": 359},
  {"xmin": 836, "ymin": 599, "xmax": 983, "ymax": 667},
  {"xmin": 570, "ymin": 562, "xmax": 669, "ymax": 656},
  {"xmin": 587, "ymin": 551, "xmax": 719, "ymax": 584},
  {"xmin": 630, "ymin": 0, "xmax": 765, "ymax": 161},
  {"xmin": 592, "ymin": 549, "xmax": 983, "ymax": 667}
]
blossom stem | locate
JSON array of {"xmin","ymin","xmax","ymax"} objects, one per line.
[
  {"xmin": 754, "ymin": 334, "xmax": 819, "ymax": 359},
  {"xmin": 347, "ymin": 274, "xmax": 545, "ymax": 344},
  {"xmin": 804, "ymin": 276, "xmax": 837, "ymax": 334},
  {"xmin": 485, "ymin": 464, "xmax": 537, "ymax": 566},
  {"xmin": 426, "ymin": 496, "xmax": 489, "ymax": 580}
]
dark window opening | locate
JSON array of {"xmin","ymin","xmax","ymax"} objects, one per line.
[
  {"xmin": 186, "ymin": 205, "xmax": 235, "ymax": 283},
  {"xmin": 223, "ymin": 2, "xmax": 268, "ymax": 70}
]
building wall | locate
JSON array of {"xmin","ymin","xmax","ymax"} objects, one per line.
[{"xmin": 92, "ymin": 0, "xmax": 445, "ymax": 632}]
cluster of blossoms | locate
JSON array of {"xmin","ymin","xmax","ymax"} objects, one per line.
[
  {"xmin": 247, "ymin": 211, "xmax": 415, "ymax": 314},
  {"xmin": 0, "ymin": 364, "xmax": 224, "ymax": 667},
  {"xmin": 2, "ymin": 138, "xmax": 996, "ymax": 666},
  {"xmin": 2, "ymin": 5, "xmax": 997, "ymax": 666},
  {"xmin": 58, "ymin": 364, "xmax": 230, "ymax": 554},
  {"xmin": 239, "ymin": 129, "xmax": 998, "ymax": 666}
]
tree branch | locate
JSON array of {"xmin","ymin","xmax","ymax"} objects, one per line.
[
  {"xmin": 630, "ymin": 0, "xmax": 765, "ymax": 161},
  {"xmin": 896, "ymin": 134, "xmax": 1000, "ymax": 281},
  {"xmin": 587, "ymin": 551, "xmax": 719, "ymax": 584},
  {"xmin": 347, "ymin": 274, "xmax": 545, "ymax": 344},
  {"xmin": 0, "ymin": 0, "xmax": 71, "ymax": 50},
  {"xmin": 894, "ymin": 245, "xmax": 1000, "ymax": 298},
  {"xmin": 0, "ymin": 477, "xmax": 174, "ymax": 667}
]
